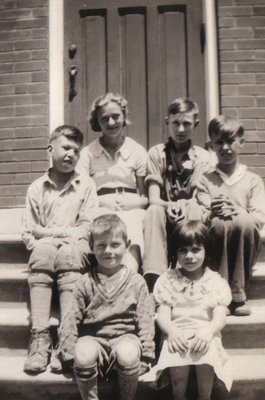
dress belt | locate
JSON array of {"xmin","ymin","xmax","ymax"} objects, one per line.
[{"xmin": 97, "ymin": 187, "xmax": 137, "ymax": 196}]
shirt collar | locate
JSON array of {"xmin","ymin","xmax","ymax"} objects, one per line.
[
  {"xmin": 43, "ymin": 169, "xmax": 81, "ymax": 191},
  {"xmin": 215, "ymin": 164, "xmax": 247, "ymax": 186},
  {"xmin": 93, "ymin": 137, "xmax": 131, "ymax": 160}
]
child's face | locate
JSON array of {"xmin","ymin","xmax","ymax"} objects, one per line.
[
  {"xmin": 92, "ymin": 230, "xmax": 129, "ymax": 275},
  {"xmin": 49, "ymin": 135, "xmax": 81, "ymax": 174},
  {"xmin": 97, "ymin": 102, "xmax": 125, "ymax": 139},
  {"xmin": 167, "ymin": 111, "xmax": 196, "ymax": 145},
  {"xmin": 177, "ymin": 243, "xmax": 205, "ymax": 274},
  {"xmin": 211, "ymin": 133, "xmax": 244, "ymax": 166}
]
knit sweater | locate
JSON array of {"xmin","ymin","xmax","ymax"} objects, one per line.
[{"xmin": 60, "ymin": 265, "xmax": 155, "ymax": 361}]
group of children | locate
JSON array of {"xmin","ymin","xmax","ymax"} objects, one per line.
[{"xmin": 21, "ymin": 93, "xmax": 265, "ymax": 400}]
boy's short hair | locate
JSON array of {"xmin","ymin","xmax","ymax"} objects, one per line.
[
  {"xmin": 169, "ymin": 220, "xmax": 211, "ymax": 268},
  {"xmin": 89, "ymin": 92, "xmax": 131, "ymax": 132},
  {"xmin": 90, "ymin": 214, "xmax": 128, "ymax": 248},
  {"xmin": 167, "ymin": 97, "xmax": 199, "ymax": 126},
  {"xmin": 49, "ymin": 125, "xmax": 83, "ymax": 146},
  {"xmin": 208, "ymin": 115, "xmax": 244, "ymax": 141}
]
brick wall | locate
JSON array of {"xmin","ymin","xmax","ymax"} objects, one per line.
[
  {"xmin": 0, "ymin": 0, "xmax": 49, "ymax": 208},
  {"xmin": 217, "ymin": 0, "xmax": 265, "ymax": 179}
]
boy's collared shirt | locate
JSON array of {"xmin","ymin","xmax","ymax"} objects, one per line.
[
  {"xmin": 197, "ymin": 164, "xmax": 265, "ymax": 228},
  {"xmin": 22, "ymin": 170, "xmax": 98, "ymax": 250},
  {"xmin": 145, "ymin": 141, "xmax": 210, "ymax": 201},
  {"xmin": 77, "ymin": 137, "xmax": 147, "ymax": 190}
]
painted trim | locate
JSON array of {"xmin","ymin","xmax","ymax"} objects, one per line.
[
  {"xmin": 49, "ymin": 0, "xmax": 64, "ymax": 133},
  {"xmin": 203, "ymin": 0, "xmax": 220, "ymax": 124}
]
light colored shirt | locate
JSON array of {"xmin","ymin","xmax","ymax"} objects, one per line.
[
  {"xmin": 22, "ymin": 171, "xmax": 98, "ymax": 250},
  {"xmin": 196, "ymin": 165, "xmax": 265, "ymax": 228},
  {"xmin": 77, "ymin": 137, "xmax": 147, "ymax": 190},
  {"xmin": 145, "ymin": 142, "xmax": 210, "ymax": 201}
]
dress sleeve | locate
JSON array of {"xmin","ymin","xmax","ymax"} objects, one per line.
[
  {"xmin": 153, "ymin": 272, "xmax": 175, "ymax": 308},
  {"xmin": 145, "ymin": 145, "xmax": 164, "ymax": 187},
  {"xmin": 211, "ymin": 275, "xmax": 232, "ymax": 308},
  {"xmin": 76, "ymin": 146, "xmax": 92, "ymax": 178}
]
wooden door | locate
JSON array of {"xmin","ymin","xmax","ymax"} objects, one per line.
[{"xmin": 64, "ymin": 0, "xmax": 206, "ymax": 148}]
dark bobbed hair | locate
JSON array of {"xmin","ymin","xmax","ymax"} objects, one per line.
[
  {"xmin": 167, "ymin": 97, "xmax": 199, "ymax": 126},
  {"xmin": 89, "ymin": 92, "xmax": 131, "ymax": 132},
  {"xmin": 49, "ymin": 125, "xmax": 83, "ymax": 146},
  {"xmin": 169, "ymin": 220, "xmax": 211, "ymax": 268},
  {"xmin": 208, "ymin": 115, "xmax": 244, "ymax": 141},
  {"xmin": 89, "ymin": 214, "xmax": 128, "ymax": 250}
]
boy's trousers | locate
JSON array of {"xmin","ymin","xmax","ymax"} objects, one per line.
[{"xmin": 210, "ymin": 213, "xmax": 260, "ymax": 302}]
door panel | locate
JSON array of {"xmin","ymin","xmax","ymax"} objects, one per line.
[{"xmin": 64, "ymin": 0, "xmax": 205, "ymax": 148}]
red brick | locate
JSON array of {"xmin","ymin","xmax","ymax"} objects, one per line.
[
  {"xmin": 256, "ymin": 97, "xmax": 265, "ymax": 106},
  {"xmin": 14, "ymin": 39, "xmax": 47, "ymax": 51},
  {"xmin": 15, "ymin": 126, "xmax": 48, "ymax": 138},
  {"xmin": 0, "ymin": 86, "xmax": 14, "ymax": 95},
  {"xmin": 221, "ymin": 73, "xmax": 255, "ymax": 84},
  {"xmin": 238, "ymin": 107, "xmax": 265, "ymax": 118},
  {"xmin": 240, "ymin": 119, "xmax": 257, "ymax": 130},
  {"xmin": 15, "ymin": 196, "xmax": 26, "ymax": 207},
  {"xmin": 0, "ymin": 115, "xmax": 48, "ymax": 128},
  {"xmin": 236, "ymin": 0, "xmax": 265, "ymax": 4},
  {"xmin": 0, "ymin": 30, "xmax": 32, "ymax": 41},
  {"xmin": 0, "ymin": 107, "xmax": 14, "ymax": 117},
  {"xmin": 253, "ymin": 6, "xmax": 265, "ymax": 15},
  {"xmin": 219, "ymin": 62, "xmax": 236, "ymax": 73},
  {"xmin": 32, "ymin": 8, "xmax": 48, "ymax": 18},
  {"xmin": 237, "ymin": 16, "xmax": 265, "ymax": 27},
  {"xmin": 0, "ymin": 174, "xmax": 15, "ymax": 184},
  {"xmin": 0, "ymin": 73, "xmax": 31, "ymax": 84},
  {"xmin": 31, "ymin": 71, "xmax": 48, "ymax": 82},
  {"xmin": 32, "ymin": 50, "xmax": 48, "ymax": 60},
  {"xmin": 14, "ymin": 172, "xmax": 42, "ymax": 184},
  {"xmin": 0, "ymin": 64, "xmax": 14, "ymax": 73},
  {"xmin": 31, "ymin": 94, "xmax": 48, "ymax": 104},
  {"xmin": 254, "ymin": 28, "xmax": 265, "ymax": 37},
  {"xmin": 245, "ymin": 132, "xmax": 265, "ymax": 142},
  {"xmin": 241, "ymin": 155, "xmax": 265, "ymax": 165},
  {"xmin": 15, "ymin": 105, "xmax": 47, "ymax": 116},
  {"xmin": 13, "ymin": 0, "xmax": 47, "ymax": 7},
  {"xmin": 219, "ymin": 40, "xmax": 236, "ymax": 50},
  {"xmin": 219, "ymin": 27, "xmax": 254, "ymax": 39},
  {"xmin": 255, "ymin": 167, "xmax": 265, "ymax": 178},
  {"xmin": 0, "ymin": 185, "xmax": 28, "ymax": 196},
  {"xmin": 237, "ymin": 39, "xmax": 265, "ymax": 49},
  {"xmin": 218, "ymin": 107, "xmax": 239, "ymax": 117},
  {"xmin": 221, "ymin": 50, "xmax": 263, "ymax": 61},
  {"xmin": 221, "ymin": 96, "xmax": 255, "ymax": 107},
  {"xmin": 0, "ymin": 197, "xmax": 15, "ymax": 208},
  {"xmin": 238, "ymin": 62, "xmax": 265, "ymax": 72},
  {"xmin": 0, "ymin": 19, "xmax": 47, "ymax": 30},
  {"xmin": 219, "ymin": 6, "xmax": 253, "ymax": 16},
  {"xmin": 0, "ymin": 151, "xmax": 13, "ymax": 162},
  {"xmin": 257, "ymin": 143, "xmax": 265, "ymax": 153},
  {"xmin": 257, "ymin": 120, "xmax": 265, "ymax": 130},
  {"xmin": 0, "ymin": 51, "xmax": 31, "ymax": 63},
  {"xmin": 0, "ymin": 8, "xmax": 32, "ymax": 20},
  {"xmin": 0, "ymin": 162, "xmax": 31, "ymax": 174},
  {"xmin": 0, "ymin": 95, "xmax": 31, "ymax": 106},
  {"xmin": 15, "ymin": 83, "xmax": 47, "ymax": 94},
  {"xmin": 0, "ymin": 128, "xmax": 15, "ymax": 139},
  {"xmin": 15, "ymin": 60, "xmax": 48, "ymax": 72},
  {"xmin": 219, "ymin": 17, "xmax": 235, "ymax": 28},
  {"xmin": 12, "ymin": 137, "xmax": 47, "ymax": 150},
  {"xmin": 31, "ymin": 160, "xmax": 48, "ymax": 172},
  {"xmin": 240, "ymin": 142, "xmax": 257, "ymax": 153},
  {"xmin": 220, "ymin": 85, "xmax": 238, "ymax": 95},
  {"xmin": 238, "ymin": 85, "xmax": 265, "ymax": 95},
  {"xmin": 14, "ymin": 149, "xmax": 47, "ymax": 161}
]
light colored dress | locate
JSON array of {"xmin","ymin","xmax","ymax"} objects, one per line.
[{"xmin": 140, "ymin": 267, "xmax": 233, "ymax": 391}]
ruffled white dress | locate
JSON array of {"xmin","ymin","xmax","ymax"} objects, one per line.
[{"xmin": 140, "ymin": 267, "xmax": 233, "ymax": 391}]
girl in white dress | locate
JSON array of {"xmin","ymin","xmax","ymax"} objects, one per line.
[{"xmin": 140, "ymin": 220, "xmax": 233, "ymax": 399}]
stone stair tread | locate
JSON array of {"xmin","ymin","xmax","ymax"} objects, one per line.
[
  {"xmin": 0, "ymin": 234, "xmax": 22, "ymax": 243},
  {"xmin": 0, "ymin": 350, "xmax": 264, "ymax": 384},
  {"xmin": 226, "ymin": 299, "xmax": 265, "ymax": 326},
  {"xmin": 0, "ymin": 302, "xmax": 59, "ymax": 327},
  {"xmin": 0, "ymin": 267, "xmax": 28, "ymax": 279},
  {"xmin": 251, "ymin": 261, "xmax": 265, "ymax": 279}
]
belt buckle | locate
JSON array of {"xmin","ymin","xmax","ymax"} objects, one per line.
[{"xmin": 116, "ymin": 187, "xmax": 124, "ymax": 194}]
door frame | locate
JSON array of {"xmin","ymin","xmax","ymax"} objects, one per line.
[{"xmin": 48, "ymin": 0, "xmax": 219, "ymax": 136}]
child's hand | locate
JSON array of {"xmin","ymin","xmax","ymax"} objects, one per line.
[
  {"xmin": 139, "ymin": 361, "xmax": 151, "ymax": 376},
  {"xmin": 189, "ymin": 326, "xmax": 213, "ymax": 354},
  {"xmin": 211, "ymin": 194, "xmax": 238, "ymax": 219},
  {"xmin": 167, "ymin": 202, "xmax": 185, "ymax": 224},
  {"xmin": 167, "ymin": 327, "xmax": 189, "ymax": 354}
]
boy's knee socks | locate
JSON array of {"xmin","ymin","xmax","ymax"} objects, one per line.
[
  {"xmin": 28, "ymin": 272, "xmax": 53, "ymax": 331},
  {"xmin": 57, "ymin": 272, "xmax": 80, "ymax": 318},
  {"xmin": 117, "ymin": 361, "xmax": 140, "ymax": 400},
  {"xmin": 74, "ymin": 363, "xmax": 98, "ymax": 400}
]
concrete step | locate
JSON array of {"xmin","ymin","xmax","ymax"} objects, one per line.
[
  {"xmin": 0, "ymin": 240, "xmax": 29, "ymax": 264},
  {"xmin": 248, "ymin": 261, "xmax": 265, "ymax": 299},
  {"xmin": 0, "ymin": 350, "xmax": 264, "ymax": 400},
  {"xmin": 0, "ymin": 300, "xmax": 265, "ymax": 351}
]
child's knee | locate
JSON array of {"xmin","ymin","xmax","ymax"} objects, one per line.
[
  {"xmin": 29, "ymin": 242, "xmax": 57, "ymax": 273},
  {"xmin": 55, "ymin": 244, "xmax": 84, "ymax": 273},
  {"xmin": 28, "ymin": 271, "xmax": 53, "ymax": 287},
  {"xmin": 57, "ymin": 271, "xmax": 80, "ymax": 293},
  {"xmin": 74, "ymin": 338, "xmax": 99, "ymax": 368},
  {"xmin": 115, "ymin": 340, "xmax": 140, "ymax": 369}
]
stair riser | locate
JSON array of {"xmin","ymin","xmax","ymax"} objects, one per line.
[
  {"xmin": 223, "ymin": 324, "xmax": 265, "ymax": 348},
  {"xmin": 0, "ymin": 281, "xmax": 29, "ymax": 302},
  {"xmin": 0, "ymin": 244, "xmax": 29, "ymax": 264},
  {"xmin": 248, "ymin": 280, "xmax": 265, "ymax": 299}
]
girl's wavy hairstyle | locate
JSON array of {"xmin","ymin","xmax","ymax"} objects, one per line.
[
  {"xmin": 89, "ymin": 92, "xmax": 131, "ymax": 132},
  {"xmin": 169, "ymin": 220, "xmax": 211, "ymax": 268}
]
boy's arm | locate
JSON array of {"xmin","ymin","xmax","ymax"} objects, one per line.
[
  {"xmin": 66, "ymin": 179, "xmax": 99, "ymax": 241},
  {"xmin": 135, "ymin": 280, "xmax": 155, "ymax": 361},
  {"xmin": 76, "ymin": 147, "xmax": 91, "ymax": 178},
  {"xmin": 195, "ymin": 175, "xmax": 212, "ymax": 222},
  {"xmin": 248, "ymin": 175, "xmax": 265, "ymax": 228}
]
